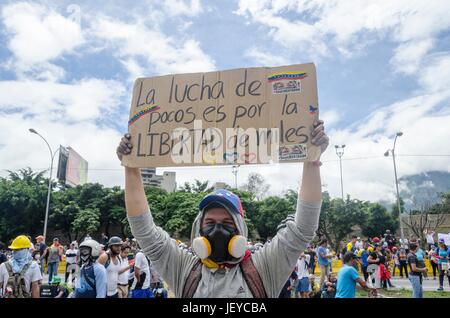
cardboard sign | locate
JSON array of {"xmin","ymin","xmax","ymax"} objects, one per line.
[{"xmin": 123, "ymin": 63, "xmax": 320, "ymax": 168}]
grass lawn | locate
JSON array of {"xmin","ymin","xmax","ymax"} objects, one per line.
[{"xmin": 356, "ymin": 288, "xmax": 450, "ymax": 298}]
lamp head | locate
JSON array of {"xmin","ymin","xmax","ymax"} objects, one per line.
[
  {"xmin": 384, "ymin": 150, "xmax": 390, "ymax": 157},
  {"xmin": 29, "ymin": 128, "xmax": 37, "ymax": 134},
  {"xmin": 396, "ymin": 132, "xmax": 403, "ymax": 137}
]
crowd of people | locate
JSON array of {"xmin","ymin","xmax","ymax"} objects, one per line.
[
  {"xmin": 1, "ymin": 228, "xmax": 449, "ymax": 299},
  {"xmin": 0, "ymin": 234, "xmax": 168, "ymax": 298}
]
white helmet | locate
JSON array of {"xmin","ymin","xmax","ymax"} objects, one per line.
[{"xmin": 80, "ymin": 239, "xmax": 101, "ymax": 257}]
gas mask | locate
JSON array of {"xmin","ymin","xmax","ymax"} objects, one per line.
[
  {"xmin": 193, "ymin": 223, "xmax": 247, "ymax": 263},
  {"xmin": 79, "ymin": 247, "xmax": 92, "ymax": 264}
]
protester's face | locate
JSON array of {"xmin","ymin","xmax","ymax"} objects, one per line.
[
  {"xmin": 121, "ymin": 248, "xmax": 130, "ymax": 258},
  {"xmin": 201, "ymin": 208, "xmax": 236, "ymax": 230},
  {"xmin": 110, "ymin": 244, "xmax": 121, "ymax": 254},
  {"xmin": 352, "ymin": 238, "xmax": 356, "ymax": 243}
]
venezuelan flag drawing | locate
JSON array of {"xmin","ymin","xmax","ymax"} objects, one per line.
[
  {"xmin": 128, "ymin": 104, "xmax": 160, "ymax": 126},
  {"xmin": 267, "ymin": 72, "xmax": 307, "ymax": 82}
]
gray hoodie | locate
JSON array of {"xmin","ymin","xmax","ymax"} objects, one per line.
[{"xmin": 128, "ymin": 198, "xmax": 321, "ymax": 298}]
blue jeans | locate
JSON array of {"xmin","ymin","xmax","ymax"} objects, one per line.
[
  {"xmin": 409, "ymin": 275, "xmax": 423, "ymax": 298},
  {"xmin": 48, "ymin": 262, "xmax": 59, "ymax": 283}
]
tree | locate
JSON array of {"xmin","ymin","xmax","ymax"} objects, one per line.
[
  {"xmin": 253, "ymin": 196, "xmax": 295, "ymax": 239},
  {"xmin": 72, "ymin": 208, "xmax": 100, "ymax": 239},
  {"xmin": 360, "ymin": 203, "xmax": 398, "ymax": 238},
  {"xmin": 317, "ymin": 193, "xmax": 366, "ymax": 253},
  {"xmin": 0, "ymin": 169, "xmax": 49, "ymax": 242},
  {"xmin": 179, "ymin": 180, "xmax": 214, "ymax": 193},
  {"xmin": 242, "ymin": 173, "xmax": 270, "ymax": 201},
  {"xmin": 403, "ymin": 201, "xmax": 447, "ymax": 248}
]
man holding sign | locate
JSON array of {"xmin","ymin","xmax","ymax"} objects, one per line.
[{"xmin": 117, "ymin": 63, "xmax": 329, "ymax": 297}]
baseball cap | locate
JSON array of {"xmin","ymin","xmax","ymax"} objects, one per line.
[
  {"xmin": 439, "ymin": 238, "xmax": 445, "ymax": 244},
  {"xmin": 199, "ymin": 189, "xmax": 244, "ymax": 217}
]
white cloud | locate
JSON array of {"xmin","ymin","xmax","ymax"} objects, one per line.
[
  {"xmin": 0, "ymin": 79, "xmax": 125, "ymax": 122},
  {"xmin": 90, "ymin": 16, "xmax": 216, "ymax": 76},
  {"xmin": 235, "ymin": 0, "xmax": 450, "ymax": 67},
  {"xmin": 390, "ymin": 39, "xmax": 434, "ymax": 74},
  {"xmin": 420, "ymin": 55, "xmax": 450, "ymax": 93},
  {"xmin": 162, "ymin": 0, "xmax": 203, "ymax": 17},
  {"xmin": 245, "ymin": 47, "xmax": 291, "ymax": 66},
  {"xmin": 0, "ymin": 112, "xmax": 124, "ymax": 188},
  {"xmin": 1, "ymin": 2, "xmax": 84, "ymax": 79}
]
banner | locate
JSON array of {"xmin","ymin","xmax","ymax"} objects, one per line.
[
  {"xmin": 65, "ymin": 147, "xmax": 88, "ymax": 186},
  {"xmin": 123, "ymin": 63, "xmax": 320, "ymax": 168}
]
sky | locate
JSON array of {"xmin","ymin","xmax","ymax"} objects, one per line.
[{"xmin": 1, "ymin": 0, "xmax": 450, "ymax": 203}]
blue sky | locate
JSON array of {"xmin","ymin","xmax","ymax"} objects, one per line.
[{"xmin": 1, "ymin": 0, "xmax": 450, "ymax": 203}]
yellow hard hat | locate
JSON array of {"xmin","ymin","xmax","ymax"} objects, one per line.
[{"xmin": 9, "ymin": 235, "xmax": 32, "ymax": 250}]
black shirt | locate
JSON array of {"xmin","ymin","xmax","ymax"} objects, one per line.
[
  {"xmin": 407, "ymin": 252, "xmax": 422, "ymax": 276},
  {"xmin": 369, "ymin": 251, "xmax": 386, "ymax": 265}
]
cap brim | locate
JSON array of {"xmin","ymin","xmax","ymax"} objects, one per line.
[{"xmin": 199, "ymin": 194, "xmax": 236, "ymax": 213}]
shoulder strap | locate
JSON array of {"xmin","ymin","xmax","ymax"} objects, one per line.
[
  {"xmin": 105, "ymin": 252, "xmax": 111, "ymax": 269},
  {"xmin": 240, "ymin": 256, "xmax": 267, "ymax": 298},
  {"xmin": 81, "ymin": 265, "xmax": 96, "ymax": 292},
  {"xmin": 182, "ymin": 260, "xmax": 203, "ymax": 298}
]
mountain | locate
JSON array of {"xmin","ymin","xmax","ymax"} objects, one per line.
[{"xmin": 398, "ymin": 171, "xmax": 450, "ymax": 211}]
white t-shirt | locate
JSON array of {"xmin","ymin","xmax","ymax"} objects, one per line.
[
  {"xmin": 400, "ymin": 238, "xmax": 409, "ymax": 249},
  {"xmin": 296, "ymin": 254, "xmax": 311, "ymax": 279},
  {"xmin": 105, "ymin": 255, "xmax": 121, "ymax": 296},
  {"xmin": 0, "ymin": 261, "xmax": 42, "ymax": 296},
  {"xmin": 65, "ymin": 249, "xmax": 78, "ymax": 264},
  {"xmin": 118, "ymin": 255, "xmax": 129, "ymax": 285},
  {"xmin": 132, "ymin": 252, "xmax": 150, "ymax": 290},
  {"xmin": 426, "ymin": 233, "xmax": 435, "ymax": 244}
]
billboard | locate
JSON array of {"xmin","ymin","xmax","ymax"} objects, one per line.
[
  {"xmin": 65, "ymin": 147, "xmax": 88, "ymax": 186},
  {"xmin": 56, "ymin": 145, "xmax": 69, "ymax": 182}
]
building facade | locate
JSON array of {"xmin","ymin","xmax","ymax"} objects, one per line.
[{"xmin": 140, "ymin": 168, "xmax": 176, "ymax": 192}]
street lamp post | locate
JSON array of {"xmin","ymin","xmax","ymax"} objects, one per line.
[
  {"xmin": 335, "ymin": 145, "xmax": 345, "ymax": 200},
  {"xmin": 29, "ymin": 128, "xmax": 59, "ymax": 243},
  {"xmin": 232, "ymin": 165, "xmax": 239, "ymax": 189},
  {"xmin": 384, "ymin": 132, "xmax": 405, "ymax": 243}
]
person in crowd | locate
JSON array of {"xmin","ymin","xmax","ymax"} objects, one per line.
[
  {"xmin": 305, "ymin": 244, "xmax": 317, "ymax": 275},
  {"xmin": 391, "ymin": 247, "xmax": 400, "ymax": 277},
  {"xmin": 73, "ymin": 239, "xmax": 106, "ymax": 298},
  {"xmin": 428, "ymin": 245, "xmax": 438, "ymax": 280},
  {"xmin": 0, "ymin": 235, "xmax": 42, "ymax": 298},
  {"xmin": 398, "ymin": 247, "xmax": 409, "ymax": 278},
  {"xmin": 295, "ymin": 252, "xmax": 311, "ymax": 298},
  {"xmin": 34, "ymin": 235, "xmax": 47, "ymax": 274},
  {"xmin": 355, "ymin": 237, "xmax": 363, "ymax": 251},
  {"xmin": 321, "ymin": 273, "xmax": 337, "ymax": 298},
  {"xmin": 436, "ymin": 238, "xmax": 450, "ymax": 291},
  {"xmin": 98, "ymin": 236, "xmax": 123, "ymax": 298},
  {"xmin": 51, "ymin": 276, "xmax": 70, "ymax": 298},
  {"xmin": 118, "ymin": 243, "xmax": 134, "ymax": 298},
  {"xmin": 407, "ymin": 242, "xmax": 427, "ymax": 298},
  {"xmin": 336, "ymin": 252, "xmax": 377, "ymax": 298},
  {"xmin": 424, "ymin": 230, "xmax": 435, "ymax": 250},
  {"xmin": 384, "ymin": 230, "xmax": 396, "ymax": 251},
  {"xmin": 131, "ymin": 248, "xmax": 153, "ymax": 298},
  {"xmin": 116, "ymin": 120, "xmax": 329, "ymax": 298},
  {"xmin": 42, "ymin": 238, "xmax": 63, "ymax": 284},
  {"xmin": 357, "ymin": 242, "xmax": 369, "ymax": 282},
  {"xmin": 65, "ymin": 242, "xmax": 78, "ymax": 284},
  {"xmin": 308, "ymin": 274, "xmax": 321, "ymax": 298},
  {"xmin": 346, "ymin": 236, "xmax": 357, "ymax": 253},
  {"xmin": 101, "ymin": 233, "xmax": 109, "ymax": 246},
  {"xmin": 317, "ymin": 239, "xmax": 333, "ymax": 287}
]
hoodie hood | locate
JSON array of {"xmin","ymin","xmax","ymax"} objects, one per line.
[{"xmin": 190, "ymin": 201, "xmax": 248, "ymax": 265}]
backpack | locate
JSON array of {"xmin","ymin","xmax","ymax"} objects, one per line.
[
  {"xmin": 3, "ymin": 261, "xmax": 33, "ymax": 298},
  {"xmin": 181, "ymin": 256, "xmax": 267, "ymax": 298}
]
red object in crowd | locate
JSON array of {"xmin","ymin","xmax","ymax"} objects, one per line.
[{"xmin": 372, "ymin": 237, "xmax": 380, "ymax": 243}]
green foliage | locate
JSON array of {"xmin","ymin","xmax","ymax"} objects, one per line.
[
  {"xmin": 1, "ymin": 168, "xmax": 448, "ymax": 250},
  {"xmin": 360, "ymin": 203, "xmax": 398, "ymax": 238}
]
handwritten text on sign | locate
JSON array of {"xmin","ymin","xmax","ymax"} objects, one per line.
[{"xmin": 122, "ymin": 63, "xmax": 320, "ymax": 167}]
